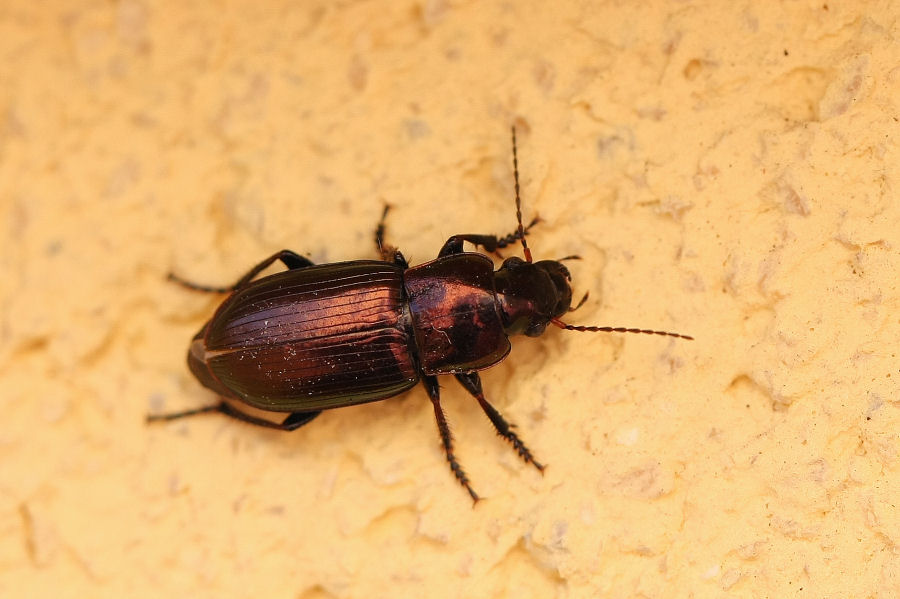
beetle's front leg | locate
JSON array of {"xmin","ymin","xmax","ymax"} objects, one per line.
[
  {"xmin": 437, "ymin": 217, "xmax": 540, "ymax": 257},
  {"xmin": 147, "ymin": 401, "xmax": 321, "ymax": 431},
  {"xmin": 169, "ymin": 249, "xmax": 315, "ymax": 293},
  {"xmin": 423, "ymin": 376, "xmax": 479, "ymax": 503},
  {"xmin": 454, "ymin": 372, "xmax": 544, "ymax": 472}
]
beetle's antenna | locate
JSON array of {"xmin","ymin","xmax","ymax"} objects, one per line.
[
  {"xmin": 511, "ymin": 126, "xmax": 533, "ymax": 264},
  {"xmin": 551, "ymin": 318, "xmax": 693, "ymax": 340},
  {"xmin": 569, "ymin": 291, "xmax": 590, "ymax": 312}
]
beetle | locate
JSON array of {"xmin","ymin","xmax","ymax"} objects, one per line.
[{"xmin": 148, "ymin": 127, "xmax": 692, "ymax": 501}]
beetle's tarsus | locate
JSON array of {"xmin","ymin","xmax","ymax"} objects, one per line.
[
  {"xmin": 169, "ymin": 250, "xmax": 315, "ymax": 295},
  {"xmin": 495, "ymin": 215, "xmax": 540, "ymax": 250},
  {"xmin": 166, "ymin": 273, "xmax": 231, "ymax": 294},
  {"xmin": 437, "ymin": 216, "xmax": 540, "ymax": 260},
  {"xmin": 424, "ymin": 376, "xmax": 480, "ymax": 502},
  {"xmin": 454, "ymin": 372, "xmax": 544, "ymax": 473},
  {"xmin": 147, "ymin": 402, "xmax": 321, "ymax": 431},
  {"xmin": 146, "ymin": 403, "xmax": 222, "ymax": 423}
]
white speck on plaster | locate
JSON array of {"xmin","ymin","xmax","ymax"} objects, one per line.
[{"xmin": 615, "ymin": 427, "xmax": 640, "ymax": 446}]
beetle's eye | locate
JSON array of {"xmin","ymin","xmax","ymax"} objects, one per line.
[{"xmin": 500, "ymin": 256, "xmax": 526, "ymax": 271}]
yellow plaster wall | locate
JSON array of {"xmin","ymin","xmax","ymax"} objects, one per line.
[{"xmin": 2, "ymin": 1, "xmax": 898, "ymax": 597}]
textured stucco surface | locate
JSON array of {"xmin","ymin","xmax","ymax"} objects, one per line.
[{"xmin": 2, "ymin": 1, "xmax": 899, "ymax": 597}]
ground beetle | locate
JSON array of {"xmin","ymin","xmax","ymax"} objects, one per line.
[{"xmin": 149, "ymin": 128, "xmax": 692, "ymax": 501}]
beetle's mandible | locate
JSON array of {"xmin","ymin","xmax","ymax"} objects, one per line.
[{"xmin": 148, "ymin": 127, "xmax": 692, "ymax": 501}]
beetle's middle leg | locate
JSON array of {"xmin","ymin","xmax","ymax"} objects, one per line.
[
  {"xmin": 423, "ymin": 375, "xmax": 479, "ymax": 503},
  {"xmin": 169, "ymin": 250, "xmax": 315, "ymax": 293},
  {"xmin": 374, "ymin": 205, "xmax": 411, "ymax": 269},
  {"xmin": 147, "ymin": 401, "xmax": 321, "ymax": 431},
  {"xmin": 454, "ymin": 372, "xmax": 544, "ymax": 472},
  {"xmin": 437, "ymin": 216, "xmax": 540, "ymax": 257},
  {"xmin": 375, "ymin": 204, "xmax": 396, "ymax": 261}
]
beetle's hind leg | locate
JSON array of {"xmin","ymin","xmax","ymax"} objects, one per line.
[
  {"xmin": 423, "ymin": 376, "xmax": 479, "ymax": 503},
  {"xmin": 454, "ymin": 372, "xmax": 544, "ymax": 472},
  {"xmin": 147, "ymin": 402, "xmax": 321, "ymax": 431},
  {"xmin": 169, "ymin": 250, "xmax": 315, "ymax": 293}
]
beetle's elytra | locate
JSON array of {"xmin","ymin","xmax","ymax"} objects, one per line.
[{"xmin": 148, "ymin": 128, "xmax": 692, "ymax": 501}]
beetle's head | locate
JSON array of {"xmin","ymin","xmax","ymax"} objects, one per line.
[
  {"xmin": 495, "ymin": 257, "xmax": 573, "ymax": 337},
  {"xmin": 492, "ymin": 125, "xmax": 692, "ymax": 343}
]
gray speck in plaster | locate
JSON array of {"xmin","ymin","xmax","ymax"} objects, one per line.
[
  {"xmin": 104, "ymin": 159, "xmax": 140, "ymax": 200},
  {"xmin": 819, "ymin": 54, "xmax": 869, "ymax": 120},
  {"xmin": 655, "ymin": 195, "xmax": 694, "ymax": 221},
  {"xmin": 533, "ymin": 60, "xmax": 556, "ymax": 94},
  {"xmin": 551, "ymin": 520, "xmax": 569, "ymax": 549},
  {"xmin": 117, "ymin": 0, "xmax": 149, "ymax": 45},
  {"xmin": 735, "ymin": 540, "xmax": 766, "ymax": 560},
  {"xmin": 683, "ymin": 271, "xmax": 706, "ymax": 292},
  {"xmin": 415, "ymin": 0, "xmax": 448, "ymax": 28},
  {"xmin": 721, "ymin": 568, "xmax": 743, "ymax": 590},
  {"xmin": 692, "ymin": 163, "xmax": 721, "ymax": 191},
  {"xmin": 865, "ymin": 393, "xmax": 883, "ymax": 419},
  {"xmin": 46, "ymin": 240, "xmax": 63, "ymax": 256},
  {"xmin": 597, "ymin": 127, "xmax": 636, "ymax": 160},
  {"xmin": 147, "ymin": 392, "xmax": 166, "ymax": 412},
  {"xmin": 778, "ymin": 178, "xmax": 811, "ymax": 216},
  {"xmin": 404, "ymin": 119, "xmax": 430, "ymax": 140},
  {"xmin": 348, "ymin": 54, "xmax": 367, "ymax": 92}
]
